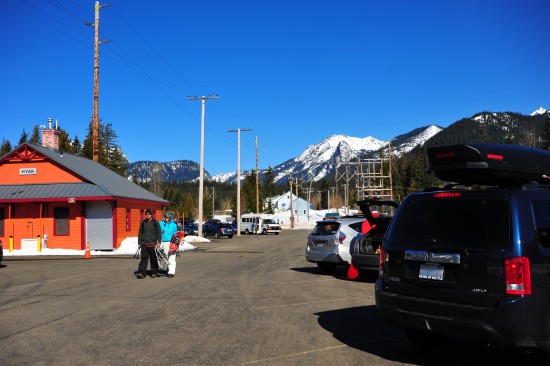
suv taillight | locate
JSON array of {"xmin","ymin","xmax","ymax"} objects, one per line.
[
  {"xmin": 505, "ymin": 256, "xmax": 532, "ymax": 295},
  {"xmin": 379, "ymin": 247, "xmax": 386, "ymax": 278}
]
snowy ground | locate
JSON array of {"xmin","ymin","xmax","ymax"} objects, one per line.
[{"xmin": 3, "ymin": 209, "xmax": 354, "ymax": 257}]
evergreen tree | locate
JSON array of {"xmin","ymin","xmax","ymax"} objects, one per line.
[
  {"xmin": 82, "ymin": 118, "xmax": 94, "ymax": 159},
  {"xmin": 241, "ymin": 171, "xmax": 257, "ymax": 213},
  {"xmin": 1, "ymin": 139, "xmax": 12, "ymax": 156},
  {"xmin": 203, "ymin": 187, "xmax": 213, "ymax": 219},
  {"xmin": 58, "ymin": 129, "xmax": 72, "ymax": 153},
  {"xmin": 71, "ymin": 135, "xmax": 83, "ymax": 156},
  {"xmin": 183, "ymin": 192, "xmax": 195, "ymax": 220},
  {"xmin": 319, "ymin": 179, "xmax": 328, "ymax": 209},
  {"xmin": 29, "ymin": 125, "xmax": 40, "ymax": 145},
  {"xmin": 131, "ymin": 167, "xmax": 139, "ymax": 184},
  {"xmin": 82, "ymin": 119, "xmax": 128, "ymax": 177},
  {"xmin": 100, "ymin": 122, "xmax": 129, "ymax": 176},
  {"xmin": 265, "ymin": 198, "xmax": 274, "ymax": 214},
  {"xmin": 108, "ymin": 147, "xmax": 129, "ymax": 176},
  {"xmin": 18, "ymin": 129, "xmax": 29, "ymax": 145},
  {"xmin": 542, "ymin": 115, "xmax": 550, "ymax": 151},
  {"xmin": 261, "ymin": 166, "xmax": 276, "ymax": 212}
]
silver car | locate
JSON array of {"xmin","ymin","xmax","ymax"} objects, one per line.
[{"xmin": 305, "ymin": 217, "xmax": 365, "ymax": 274}]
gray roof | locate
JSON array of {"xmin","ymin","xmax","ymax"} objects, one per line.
[{"xmin": 0, "ymin": 144, "xmax": 169, "ymax": 204}]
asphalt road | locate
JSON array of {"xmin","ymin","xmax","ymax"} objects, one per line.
[{"xmin": 0, "ymin": 229, "xmax": 548, "ymax": 365}]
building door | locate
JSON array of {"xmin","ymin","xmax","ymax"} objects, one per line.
[{"xmin": 86, "ymin": 201, "xmax": 113, "ymax": 250}]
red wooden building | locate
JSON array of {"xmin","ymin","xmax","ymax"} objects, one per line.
[{"xmin": 0, "ymin": 134, "xmax": 168, "ymax": 251}]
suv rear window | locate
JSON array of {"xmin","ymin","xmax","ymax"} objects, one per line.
[
  {"xmin": 311, "ymin": 222, "xmax": 341, "ymax": 235},
  {"xmin": 385, "ymin": 197, "xmax": 510, "ymax": 249}
]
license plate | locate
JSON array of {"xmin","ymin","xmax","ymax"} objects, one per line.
[
  {"xmin": 419, "ymin": 263, "xmax": 444, "ymax": 280},
  {"xmin": 316, "ymin": 243, "xmax": 324, "ymax": 248}
]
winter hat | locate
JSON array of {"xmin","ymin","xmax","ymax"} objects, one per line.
[{"xmin": 145, "ymin": 209, "xmax": 153, "ymax": 215}]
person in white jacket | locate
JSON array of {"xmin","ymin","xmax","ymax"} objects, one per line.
[{"xmin": 159, "ymin": 212, "xmax": 179, "ymax": 278}]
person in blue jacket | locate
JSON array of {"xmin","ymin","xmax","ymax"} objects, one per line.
[{"xmin": 160, "ymin": 211, "xmax": 179, "ymax": 278}]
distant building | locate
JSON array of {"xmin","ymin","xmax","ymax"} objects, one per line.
[
  {"xmin": 0, "ymin": 139, "xmax": 169, "ymax": 251},
  {"xmin": 267, "ymin": 191, "xmax": 310, "ymax": 216}
]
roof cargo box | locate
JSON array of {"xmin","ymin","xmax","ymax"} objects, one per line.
[{"xmin": 426, "ymin": 143, "xmax": 550, "ymax": 185}]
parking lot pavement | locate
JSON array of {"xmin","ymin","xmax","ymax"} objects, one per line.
[{"xmin": 0, "ymin": 229, "xmax": 548, "ymax": 365}]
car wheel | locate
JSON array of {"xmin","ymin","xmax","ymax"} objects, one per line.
[
  {"xmin": 202, "ymin": 231, "xmax": 207, "ymax": 238},
  {"xmin": 215, "ymin": 232, "xmax": 221, "ymax": 239},
  {"xmin": 404, "ymin": 328, "xmax": 448, "ymax": 348},
  {"xmin": 317, "ymin": 262, "xmax": 336, "ymax": 274},
  {"xmin": 275, "ymin": 232, "xmax": 279, "ymax": 235},
  {"xmin": 245, "ymin": 229, "xmax": 250, "ymax": 235},
  {"xmin": 262, "ymin": 229, "xmax": 267, "ymax": 235},
  {"xmin": 228, "ymin": 235, "xmax": 233, "ymax": 239}
]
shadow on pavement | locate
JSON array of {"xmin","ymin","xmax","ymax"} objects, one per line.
[{"xmin": 314, "ymin": 305, "xmax": 549, "ymax": 365}]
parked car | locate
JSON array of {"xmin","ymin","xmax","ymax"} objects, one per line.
[
  {"xmin": 375, "ymin": 143, "xmax": 550, "ymax": 357},
  {"xmin": 183, "ymin": 222, "xmax": 199, "ymax": 236},
  {"xmin": 305, "ymin": 217, "xmax": 364, "ymax": 273},
  {"xmin": 202, "ymin": 219, "xmax": 235, "ymax": 239},
  {"xmin": 351, "ymin": 199, "xmax": 399, "ymax": 281}
]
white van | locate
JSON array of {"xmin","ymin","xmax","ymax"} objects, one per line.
[{"xmin": 240, "ymin": 213, "xmax": 282, "ymax": 235}]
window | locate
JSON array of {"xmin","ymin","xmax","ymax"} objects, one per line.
[
  {"xmin": 54, "ymin": 207, "xmax": 70, "ymax": 235},
  {"xmin": 386, "ymin": 197, "xmax": 510, "ymax": 249},
  {"xmin": 126, "ymin": 209, "xmax": 131, "ymax": 231},
  {"xmin": 0, "ymin": 208, "xmax": 4, "ymax": 236}
]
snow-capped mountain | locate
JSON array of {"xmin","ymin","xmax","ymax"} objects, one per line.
[
  {"xmin": 531, "ymin": 107, "xmax": 547, "ymax": 116},
  {"xmin": 212, "ymin": 125, "xmax": 442, "ymax": 184},
  {"xmin": 126, "ymin": 107, "xmax": 548, "ymax": 185}
]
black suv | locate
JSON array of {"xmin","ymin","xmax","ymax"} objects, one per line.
[
  {"xmin": 351, "ymin": 199, "xmax": 399, "ymax": 281},
  {"xmin": 375, "ymin": 143, "xmax": 550, "ymax": 357}
]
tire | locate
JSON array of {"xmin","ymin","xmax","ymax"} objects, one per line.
[
  {"xmin": 245, "ymin": 229, "xmax": 250, "ymax": 235},
  {"xmin": 262, "ymin": 229, "xmax": 267, "ymax": 235},
  {"xmin": 202, "ymin": 231, "xmax": 207, "ymax": 238},
  {"xmin": 228, "ymin": 235, "xmax": 233, "ymax": 239},
  {"xmin": 275, "ymin": 232, "xmax": 279, "ymax": 235},
  {"xmin": 317, "ymin": 262, "xmax": 337, "ymax": 274},
  {"xmin": 215, "ymin": 232, "xmax": 221, "ymax": 239}
]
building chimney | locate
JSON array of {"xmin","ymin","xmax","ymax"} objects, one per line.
[{"xmin": 41, "ymin": 117, "xmax": 61, "ymax": 150}]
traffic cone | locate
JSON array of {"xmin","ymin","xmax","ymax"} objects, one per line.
[{"xmin": 83, "ymin": 242, "xmax": 92, "ymax": 259}]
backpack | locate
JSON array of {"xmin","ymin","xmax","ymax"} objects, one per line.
[{"xmin": 169, "ymin": 232, "xmax": 184, "ymax": 253}]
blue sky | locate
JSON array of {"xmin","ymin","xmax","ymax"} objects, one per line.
[{"xmin": 1, "ymin": 0, "xmax": 549, "ymax": 176}]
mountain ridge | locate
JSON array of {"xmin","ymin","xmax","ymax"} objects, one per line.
[{"xmin": 127, "ymin": 107, "xmax": 548, "ymax": 185}]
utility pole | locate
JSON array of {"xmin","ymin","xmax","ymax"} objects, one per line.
[
  {"xmin": 255, "ymin": 136, "xmax": 259, "ymax": 214},
  {"xmin": 87, "ymin": 1, "xmax": 110, "ymax": 162},
  {"xmin": 330, "ymin": 187, "xmax": 336, "ymax": 213},
  {"xmin": 304, "ymin": 180, "xmax": 314, "ymax": 221},
  {"xmin": 228, "ymin": 128, "xmax": 252, "ymax": 236},
  {"xmin": 211, "ymin": 186, "xmax": 215, "ymax": 214},
  {"xmin": 295, "ymin": 177, "xmax": 299, "ymax": 223},
  {"xmin": 187, "ymin": 95, "xmax": 219, "ymax": 237},
  {"xmin": 345, "ymin": 165, "xmax": 349, "ymax": 214},
  {"xmin": 288, "ymin": 173, "xmax": 294, "ymax": 228}
]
